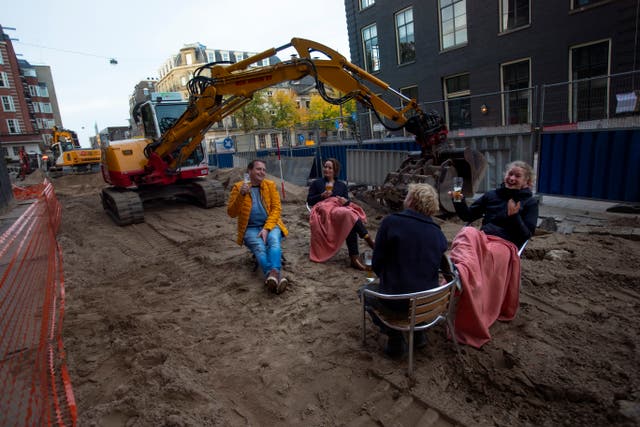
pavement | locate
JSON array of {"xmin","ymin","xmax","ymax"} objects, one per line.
[{"xmin": 535, "ymin": 194, "xmax": 640, "ymax": 239}]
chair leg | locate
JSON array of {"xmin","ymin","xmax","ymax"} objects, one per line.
[
  {"xmin": 447, "ymin": 318, "xmax": 461, "ymax": 354},
  {"xmin": 407, "ymin": 332, "xmax": 414, "ymax": 378},
  {"xmin": 362, "ymin": 301, "xmax": 367, "ymax": 345}
]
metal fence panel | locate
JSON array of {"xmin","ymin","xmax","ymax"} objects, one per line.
[
  {"xmin": 346, "ymin": 150, "xmax": 411, "ymax": 186},
  {"xmin": 538, "ymin": 129, "xmax": 640, "ymax": 202}
]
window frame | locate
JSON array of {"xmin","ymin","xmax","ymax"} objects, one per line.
[
  {"xmin": 500, "ymin": 58, "xmax": 532, "ymax": 125},
  {"xmin": 443, "ymin": 73, "xmax": 472, "ymax": 129},
  {"xmin": 359, "ymin": 0, "xmax": 375, "ymax": 11},
  {"xmin": 499, "ymin": 0, "xmax": 531, "ymax": 33},
  {"xmin": 1, "ymin": 95, "xmax": 16, "ymax": 112},
  {"xmin": 7, "ymin": 119, "xmax": 21, "ymax": 134},
  {"xmin": 0, "ymin": 72, "xmax": 9, "ymax": 88},
  {"xmin": 362, "ymin": 23, "xmax": 380, "ymax": 72},
  {"xmin": 439, "ymin": 0, "xmax": 468, "ymax": 51},
  {"xmin": 395, "ymin": 7, "xmax": 416, "ymax": 65},
  {"xmin": 569, "ymin": 39, "xmax": 611, "ymax": 122}
]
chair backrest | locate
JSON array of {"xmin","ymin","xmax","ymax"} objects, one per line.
[{"xmin": 363, "ymin": 265, "xmax": 460, "ymax": 332}]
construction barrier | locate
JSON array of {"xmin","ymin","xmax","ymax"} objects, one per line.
[{"xmin": 0, "ymin": 180, "xmax": 76, "ymax": 426}]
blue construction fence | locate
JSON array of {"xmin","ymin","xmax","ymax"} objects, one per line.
[{"xmin": 538, "ymin": 129, "xmax": 640, "ymax": 203}]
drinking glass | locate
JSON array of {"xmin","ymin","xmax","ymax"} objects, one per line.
[
  {"xmin": 363, "ymin": 250, "xmax": 374, "ymax": 281},
  {"xmin": 243, "ymin": 173, "xmax": 251, "ymax": 184},
  {"xmin": 452, "ymin": 177, "xmax": 464, "ymax": 202}
]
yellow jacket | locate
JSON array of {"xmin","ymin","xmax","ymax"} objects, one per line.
[{"xmin": 227, "ymin": 178, "xmax": 289, "ymax": 245}]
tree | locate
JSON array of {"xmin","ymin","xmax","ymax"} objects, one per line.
[
  {"xmin": 307, "ymin": 94, "xmax": 357, "ymax": 131},
  {"xmin": 236, "ymin": 92, "xmax": 270, "ymax": 132},
  {"xmin": 267, "ymin": 90, "xmax": 299, "ymax": 129}
]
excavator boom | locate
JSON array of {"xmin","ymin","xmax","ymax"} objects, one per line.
[{"xmin": 101, "ymin": 37, "xmax": 486, "ymax": 225}]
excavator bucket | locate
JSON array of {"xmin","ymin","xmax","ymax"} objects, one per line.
[{"xmin": 375, "ymin": 147, "xmax": 487, "ymax": 214}]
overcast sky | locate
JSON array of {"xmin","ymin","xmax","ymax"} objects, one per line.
[{"xmin": 5, "ymin": 0, "xmax": 351, "ymax": 147}]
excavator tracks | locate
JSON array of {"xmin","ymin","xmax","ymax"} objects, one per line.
[
  {"xmin": 101, "ymin": 179, "xmax": 225, "ymax": 226},
  {"xmin": 190, "ymin": 179, "xmax": 225, "ymax": 208},
  {"xmin": 101, "ymin": 187, "xmax": 144, "ymax": 226}
]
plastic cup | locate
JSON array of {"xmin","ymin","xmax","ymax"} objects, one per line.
[
  {"xmin": 452, "ymin": 177, "xmax": 464, "ymax": 202},
  {"xmin": 363, "ymin": 250, "xmax": 373, "ymax": 279},
  {"xmin": 243, "ymin": 173, "xmax": 250, "ymax": 184}
]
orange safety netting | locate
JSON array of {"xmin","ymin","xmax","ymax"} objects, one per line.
[{"xmin": 1, "ymin": 180, "xmax": 77, "ymax": 426}]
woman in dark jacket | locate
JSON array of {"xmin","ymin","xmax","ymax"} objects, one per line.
[
  {"xmin": 364, "ymin": 183, "xmax": 448, "ymax": 357},
  {"xmin": 452, "ymin": 160, "xmax": 538, "ymax": 249},
  {"xmin": 307, "ymin": 158, "xmax": 374, "ymax": 270}
]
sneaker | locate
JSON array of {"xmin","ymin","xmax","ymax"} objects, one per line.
[
  {"xmin": 265, "ymin": 269, "xmax": 278, "ymax": 292},
  {"xmin": 276, "ymin": 275, "xmax": 289, "ymax": 294}
]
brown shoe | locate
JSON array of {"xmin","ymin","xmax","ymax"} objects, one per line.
[
  {"xmin": 350, "ymin": 255, "xmax": 367, "ymax": 271},
  {"xmin": 265, "ymin": 269, "xmax": 278, "ymax": 291}
]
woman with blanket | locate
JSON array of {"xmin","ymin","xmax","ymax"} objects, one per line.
[
  {"xmin": 449, "ymin": 160, "xmax": 538, "ymax": 348},
  {"xmin": 307, "ymin": 158, "xmax": 374, "ymax": 270}
]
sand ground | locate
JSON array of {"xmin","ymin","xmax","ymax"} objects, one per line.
[{"xmin": 38, "ymin": 169, "xmax": 640, "ymax": 427}]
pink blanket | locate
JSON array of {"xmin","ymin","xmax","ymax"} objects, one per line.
[
  {"xmin": 450, "ymin": 227, "xmax": 521, "ymax": 348},
  {"xmin": 309, "ymin": 197, "xmax": 367, "ymax": 262}
]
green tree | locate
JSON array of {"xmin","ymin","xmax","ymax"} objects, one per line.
[{"xmin": 236, "ymin": 92, "xmax": 270, "ymax": 132}]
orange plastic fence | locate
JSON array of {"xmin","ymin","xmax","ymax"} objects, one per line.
[{"xmin": 1, "ymin": 180, "xmax": 76, "ymax": 426}]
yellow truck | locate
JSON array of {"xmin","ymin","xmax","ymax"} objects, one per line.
[{"xmin": 46, "ymin": 126, "xmax": 101, "ymax": 174}]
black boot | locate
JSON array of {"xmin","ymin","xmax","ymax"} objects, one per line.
[
  {"xmin": 413, "ymin": 331, "xmax": 428, "ymax": 349},
  {"xmin": 384, "ymin": 332, "xmax": 407, "ymax": 359}
]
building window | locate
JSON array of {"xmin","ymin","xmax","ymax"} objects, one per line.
[
  {"xmin": 207, "ymin": 52, "xmax": 215, "ymax": 62},
  {"xmin": 444, "ymin": 73, "xmax": 471, "ymax": 129},
  {"xmin": 401, "ymin": 86, "xmax": 418, "ymax": 106},
  {"xmin": 270, "ymin": 133, "xmax": 279, "ymax": 147},
  {"xmin": 360, "ymin": 0, "xmax": 375, "ymax": 10},
  {"xmin": 185, "ymin": 53, "xmax": 193, "ymax": 65},
  {"xmin": 439, "ymin": 0, "xmax": 467, "ymax": 50},
  {"xmin": 500, "ymin": 0, "xmax": 530, "ymax": 32},
  {"xmin": 1, "ymin": 96, "xmax": 16, "ymax": 112},
  {"xmin": 571, "ymin": 0, "xmax": 608, "ymax": 9},
  {"xmin": 39, "ymin": 102, "xmax": 53, "ymax": 113},
  {"xmin": 362, "ymin": 24, "xmax": 380, "ymax": 72},
  {"xmin": 7, "ymin": 119, "xmax": 21, "ymax": 134},
  {"xmin": 0, "ymin": 72, "xmax": 9, "ymax": 87},
  {"xmin": 396, "ymin": 7, "xmax": 415, "ymax": 64},
  {"xmin": 29, "ymin": 85, "xmax": 38, "ymax": 96},
  {"xmin": 501, "ymin": 59, "xmax": 531, "ymax": 124},
  {"xmin": 571, "ymin": 40, "xmax": 610, "ymax": 122},
  {"xmin": 258, "ymin": 133, "xmax": 266, "ymax": 149},
  {"xmin": 0, "ymin": 54, "xmax": 3, "ymax": 64},
  {"xmin": 38, "ymin": 83, "xmax": 49, "ymax": 97},
  {"xmin": 221, "ymin": 51, "xmax": 230, "ymax": 62}
]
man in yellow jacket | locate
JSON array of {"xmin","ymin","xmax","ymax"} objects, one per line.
[{"xmin": 227, "ymin": 160, "xmax": 289, "ymax": 293}]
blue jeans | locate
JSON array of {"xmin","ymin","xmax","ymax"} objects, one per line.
[{"xmin": 243, "ymin": 226, "xmax": 283, "ymax": 277}]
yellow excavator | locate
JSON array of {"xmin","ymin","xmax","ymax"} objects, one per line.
[
  {"xmin": 100, "ymin": 37, "xmax": 486, "ymax": 225},
  {"xmin": 46, "ymin": 126, "xmax": 101, "ymax": 175}
]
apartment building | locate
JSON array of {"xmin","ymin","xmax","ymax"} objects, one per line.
[
  {"xmin": 0, "ymin": 25, "xmax": 61, "ymax": 161},
  {"xmin": 345, "ymin": 0, "xmax": 639, "ymax": 136}
]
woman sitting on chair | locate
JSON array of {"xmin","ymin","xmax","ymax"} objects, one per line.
[
  {"xmin": 449, "ymin": 160, "xmax": 539, "ymax": 348},
  {"xmin": 452, "ymin": 160, "xmax": 537, "ymax": 248},
  {"xmin": 307, "ymin": 158, "xmax": 374, "ymax": 270},
  {"xmin": 362, "ymin": 183, "xmax": 448, "ymax": 358}
]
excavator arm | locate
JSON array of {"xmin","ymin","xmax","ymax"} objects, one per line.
[{"xmin": 147, "ymin": 38, "xmax": 445, "ymax": 174}]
